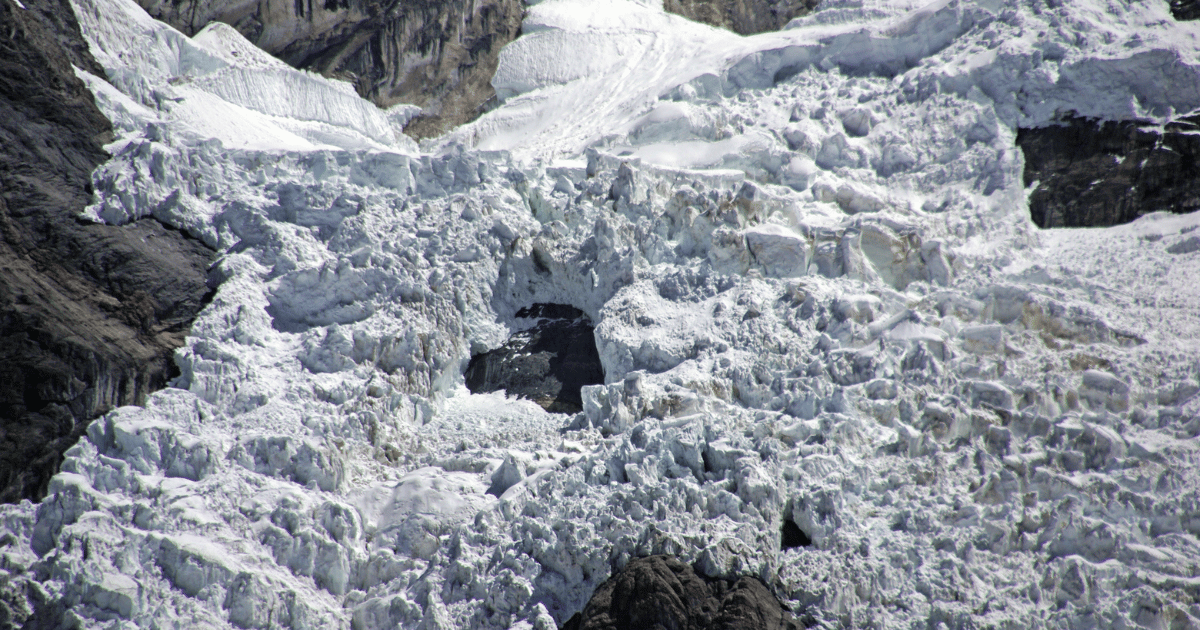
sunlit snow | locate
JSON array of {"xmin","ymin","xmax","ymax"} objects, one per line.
[{"xmin": 3, "ymin": 0, "xmax": 1199, "ymax": 627}]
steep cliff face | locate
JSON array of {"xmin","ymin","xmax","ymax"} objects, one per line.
[
  {"xmin": 133, "ymin": 0, "xmax": 524, "ymax": 138},
  {"xmin": 464, "ymin": 304, "xmax": 604, "ymax": 414},
  {"xmin": 663, "ymin": 0, "xmax": 818, "ymax": 35},
  {"xmin": 1018, "ymin": 116, "xmax": 1200, "ymax": 228},
  {"xmin": 0, "ymin": 0, "xmax": 213, "ymax": 503}
]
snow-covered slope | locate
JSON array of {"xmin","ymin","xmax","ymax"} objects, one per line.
[{"xmin": 2, "ymin": 0, "xmax": 1200, "ymax": 627}]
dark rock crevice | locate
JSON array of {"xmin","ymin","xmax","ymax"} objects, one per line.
[
  {"xmin": 1, "ymin": 0, "xmax": 214, "ymax": 504},
  {"xmin": 561, "ymin": 555, "xmax": 801, "ymax": 630},
  {"xmin": 1171, "ymin": 0, "xmax": 1200, "ymax": 21},
  {"xmin": 780, "ymin": 519, "xmax": 812, "ymax": 550},
  {"xmin": 1017, "ymin": 115, "xmax": 1200, "ymax": 228},
  {"xmin": 465, "ymin": 304, "xmax": 604, "ymax": 414}
]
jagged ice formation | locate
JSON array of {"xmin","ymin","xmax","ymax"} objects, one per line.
[{"xmin": 1, "ymin": 0, "xmax": 1200, "ymax": 628}]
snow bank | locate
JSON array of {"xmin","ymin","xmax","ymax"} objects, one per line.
[{"xmin": 70, "ymin": 0, "xmax": 404, "ymax": 154}]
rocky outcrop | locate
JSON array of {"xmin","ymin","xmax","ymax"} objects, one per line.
[
  {"xmin": 132, "ymin": 0, "xmax": 523, "ymax": 139},
  {"xmin": 663, "ymin": 0, "xmax": 818, "ymax": 35},
  {"xmin": 1171, "ymin": 0, "xmax": 1200, "ymax": 21},
  {"xmin": 1017, "ymin": 116, "xmax": 1200, "ymax": 228},
  {"xmin": 127, "ymin": 0, "xmax": 817, "ymax": 143},
  {"xmin": 0, "ymin": 0, "xmax": 213, "ymax": 503},
  {"xmin": 561, "ymin": 555, "xmax": 801, "ymax": 630},
  {"xmin": 465, "ymin": 304, "xmax": 604, "ymax": 414}
]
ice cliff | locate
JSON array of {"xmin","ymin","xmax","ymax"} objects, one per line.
[{"xmin": 1, "ymin": 0, "xmax": 1199, "ymax": 627}]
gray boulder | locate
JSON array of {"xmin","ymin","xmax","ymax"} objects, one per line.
[{"xmin": 561, "ymin": 555, "xmax": 801, "ymax": 630}]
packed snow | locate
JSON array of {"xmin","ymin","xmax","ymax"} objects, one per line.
[{"xmin": 3, "ymin": 0, "xmax": 1200, "ymax": 627}]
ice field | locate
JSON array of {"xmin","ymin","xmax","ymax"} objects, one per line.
[{"xmin": 2, "ymin": 0, "xmax": 1200, "ymax": 627}]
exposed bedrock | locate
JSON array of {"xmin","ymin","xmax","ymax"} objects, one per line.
[
  {"xmin": 663, "ymin": 0, "xmax": 819, "ymax": 35},
  {"xmin": 0, "ymin": 0, "xmax": 213, "ymax": 503},
  {"xmin": 1018, "ymin": 116, "xmax": 1200, "ymax": 228},
  {"xmin": 1171, "ymin": 0, "xmax": 1200, "ymax": 20},
  {"xmin": 132, "ymin": 0, "xmax": 524, "ymax": 139},
  {"xmin": 561, "ymin": 555, "xmax": 801, "ymax": 630},
  {"xmin": 130, "ymin": 0, "xmax": 818, "ymax": 142},
  {"xmin": 465, "ymin": 304, "xmax": 605, "ymax": 414}
]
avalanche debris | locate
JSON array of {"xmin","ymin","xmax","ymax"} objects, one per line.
[{"xmin": 2, "ymin": 0, "xmax": 1199, "ymax": 628}]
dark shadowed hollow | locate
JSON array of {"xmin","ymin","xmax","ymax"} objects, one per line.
[{"xmin": 464, "ymin": 304, "xmax": 605, "ymax": 414}]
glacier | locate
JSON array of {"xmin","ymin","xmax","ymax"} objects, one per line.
[{"xmin": 2, "ymin": 0, "xmax": 1200, "ymax": 627}]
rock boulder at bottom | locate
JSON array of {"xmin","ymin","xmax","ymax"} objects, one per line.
[
  {"xmin": 562, "ymin": 555, "xmax": 801, "ymax": 630},
  {"xmin": 464, "ymin": 304, "xmax": 604, "ymax": 414}
]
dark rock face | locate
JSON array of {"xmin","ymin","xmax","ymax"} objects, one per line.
[
  {"xmin": 663, "ymin": 0, "xmax": 818, "ymax": 35},
  {"xmin": 128, "ymin": 0, "xmax": 819, "ymax": 140},
  {"xmin": 0, "ymin": 0, "xmax": 213, "ymax": 503},
  {"xmin": 1171, "ymin": 0, "xmax": 1200, "ymax": 21},
  {"xmin": 132, "ymin": 0, "xmax": 524, "ymax": 138},
  {"xmin": 1018, "ymin": 116, "xmax": 1200, "ymax": 228},
  {"xmin": 464, "ymin": 304, "xmax": 604, "ymax": 414},
  {"xmin": 561, "ymin": 555, "xmax": 800, "ymax": 630}
]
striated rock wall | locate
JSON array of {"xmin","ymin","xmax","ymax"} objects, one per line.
[
  {"xmin": 0, "ymin": 0, "xmax": 213, "ymax": 503},
  {"xmin": 663, "ymin": 0, "xmax": 819, "ymax": 35},
  {"xmin": 132, "ymin": 0, "xmax": 524, "ymax": 138},
  {"xmin": 1018, "ymin": 116, "xmax": 1200, "ymax": 228}
]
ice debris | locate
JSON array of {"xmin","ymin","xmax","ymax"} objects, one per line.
[{"xmin": 2, "ymin": 0, "xmax": 1200, "ymax": 628}]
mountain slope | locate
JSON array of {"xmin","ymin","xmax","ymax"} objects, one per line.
[
  {"xmin": 0, "ymin": 0, "xmax": 213, "ymax": 505},
  {"xmin": 130, "ymin": 0, "xmax": 524, "ymax": 138},
  {"xmin": 127, "ymin": 0, "xmax": 818, "ymax": 141},
  {"xmin": 0, "ymin": 0, "xmax": 1199, "ymax": 628}
]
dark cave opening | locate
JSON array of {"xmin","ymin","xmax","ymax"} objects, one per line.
[
  {"xmin": 781, "ymin": 518, "xmax": 813, "ymax": 550},
  {"xmin": 464, "ymin": 303, "xmax": 605, "ymax": 414}
]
